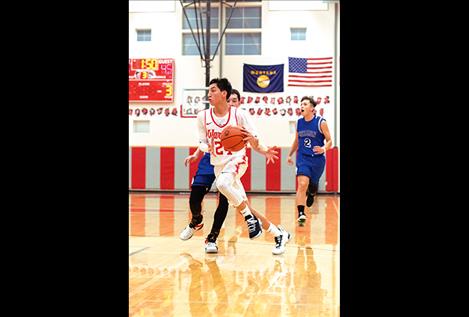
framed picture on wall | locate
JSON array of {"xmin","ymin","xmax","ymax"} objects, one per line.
[{"xmin": 180, "ymin": 88, "xmax": 210, "ymax": 118}]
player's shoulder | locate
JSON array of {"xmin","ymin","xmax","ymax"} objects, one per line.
[
  {"xmin": 197, "ymin": 108, "xmax": 210, "ymax": 119},
  {"xmin": 233, "ymin": 106, "xmax": 249, "ymax": 118},
  {"xmin": 316, "ymin": 115, "xmax": 327, "ymax": 123},
  {"xmin": 233, "ymin": 106, "xmax": 246, "ymax": 113},
  {"xmin": 199, "ymin": 108, "xmax": 210, "ymax": 114}
]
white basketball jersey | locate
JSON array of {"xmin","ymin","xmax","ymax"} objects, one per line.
[{"xmin": 204, "ymin": 107, "xmax": 246, "ymax": 166}]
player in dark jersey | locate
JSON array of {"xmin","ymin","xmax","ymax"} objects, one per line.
[
  {"xmin": 287, "ymin": 96, "xmax": 332, "ymax": 223},
  {"xmin": 179, "ymin": 150, "xmax": 229, "ymax": 253}
]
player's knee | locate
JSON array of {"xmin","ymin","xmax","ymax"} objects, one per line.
[
  {"xmin": 216, "ymin": 173, "xmax": 233, "ymax": 194},
  {"xmin": 189, "ymin": 186, "xmax": 207, "ymax": 213},
  {"xmin": 308, "ymin": 182, "xmax": 318, "ymax": 195},
  {"xmin": 218, "ymin": 193, "xmax": 229, "ymax": 209},
  {"xmin": 298, "ymin": 178, "xmax": 309, "ymax": 190}
]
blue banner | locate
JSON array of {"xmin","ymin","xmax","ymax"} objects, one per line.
[{"xmin": 243, "ymin": 64, "xmax": 284, "ymax": 93}]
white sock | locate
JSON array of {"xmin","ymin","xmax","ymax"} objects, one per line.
[
  {"xmin": 241, "ymin": 206, "xmax": 252, "ymax": 218},
  {"xmin": 267, "ymin": 223, "xmax": 281, "ymax": 237}
]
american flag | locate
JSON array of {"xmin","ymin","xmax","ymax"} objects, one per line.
[{"xmin": 288, "ymin": 56, "xmax": 333, "ymax": 87}]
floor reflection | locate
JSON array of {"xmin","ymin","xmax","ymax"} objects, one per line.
[{"xmin": 129, "ymin": 193, "xmax": 339, "ymax": 317}]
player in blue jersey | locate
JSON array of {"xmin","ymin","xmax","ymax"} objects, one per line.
[
  {"xmin": 179, "ymin": 149, "xmax": 229, "ymax": 253},
  {"xmin": 287, "ymin": 96, "xmax": 332, "ymax": 223}
]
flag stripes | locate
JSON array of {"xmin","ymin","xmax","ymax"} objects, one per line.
[{"xmin": 288, "ymin": 56, "xmax": 333, "ymax": 87}]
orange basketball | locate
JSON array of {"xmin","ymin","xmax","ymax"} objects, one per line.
[{"xmin": 220, "ymin": 125, "xmax": 245, "ymax": 152}]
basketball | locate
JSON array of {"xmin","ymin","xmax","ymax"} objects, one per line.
[{"xmin": 220, "ymin": 125, "xmax": 245, "ymax": 152}]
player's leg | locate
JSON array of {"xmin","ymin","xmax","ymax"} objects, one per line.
[
  {"xmin": 243, "ymin": 199, "xmax": 291, "ymax": 255},
  {"xmin": 180, "ymin": 174, "xmax": 214, "ymax": 240},
  {"xmin": 307, "ymin": 156, "xmax": 326, "ymax": 209},
  {"xmin": 233, "ymin": 172, "xmax": 291, "ymax": 255},
  {"xmin": 233, "ymin": 178, "xmax": 269, "ymax": 231},
  {"xmin": 215, "ymin": 159, "xmax": 262, "ymax": 239},
  {"xmin": 306, "ymin": 181, "xmax": 318, "ymax": 207},
  {"xmin": 296, "ymin": 172, "xmax": 310, "ymax": 222},
  {"xmin": 205, "ymin": 192, "xmax": 229, "ymax": 253},
  {"xmin": 296, "ymin": 156, "xmax": 311, "ymax": 222},
  {"xmin": 211, "ymin": 193, "xmax": 229, "ymax": 237}
]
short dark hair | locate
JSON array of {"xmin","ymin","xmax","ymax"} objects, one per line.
[
  {"xmin": 301, "ymin": 96, "xmax": 317, "ymax": 107},
  {"xmin": 231, "ymin": 89, "xmax": 241, "ymax": 101},
  {"xmin": 209, "ymin": 78, "xmax": 232, "ymax": 101}
]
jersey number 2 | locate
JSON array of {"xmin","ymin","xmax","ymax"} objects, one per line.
[{"xmin": 214, "ymin": 141, "xmax": 232, "ymax": 155}]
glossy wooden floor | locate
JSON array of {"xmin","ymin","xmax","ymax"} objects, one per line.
[{"xmin": 129, "ymin": 192, "xmax": 340, "ymax": 317}]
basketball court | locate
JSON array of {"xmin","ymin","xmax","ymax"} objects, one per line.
[
  {"xmin": 129, "ymin": 2, "xmax": 340, "ymax": 315},
  {"xmin": 129, "ymin": 192, "xmax": 339, "ymax": 316}
]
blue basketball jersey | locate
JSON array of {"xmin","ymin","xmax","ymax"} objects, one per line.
[
  {"xmin": 297, "ymin": 115, "xmax": 326, "ymax": 157},
  {"xmin": 196, "ymin": 152, "xmax": 214, "ymax": 175},
  {"xmin": 295, "ymin": 115, "xmax": 326, "ymax": 184}
]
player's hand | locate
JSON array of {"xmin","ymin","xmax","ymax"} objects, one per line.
[
  {"xmin": 313, "ymin": 146, "xmax": 325, "ymax": 154},
  {"xmin": 184, "ymin": 154, "xmax": 197, "ymax": 167},
  {"xmin": 240, "ymin": 127, "xmax": 254, "ymax": 142},
  {"xmin": 287, "ymin": 155, "xmax": 294, "ymax": 165},
  {"xmin": 265, "ymin": 146, "xmax": 279, "ymax": 164}
]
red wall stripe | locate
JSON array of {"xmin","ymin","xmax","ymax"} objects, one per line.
[
  {"xmin": 160, "ymin": 147, "xmax": 175, "ymax": 190},
  {"xmin": 188, "ymin": 147, "xmax": 202, "ymax": 188},
  {"xmin": 333, "ymin": 147, "xmax": 339, "ymax": 191},
  {"xmin": 326, "ymin": 147, "xmax": 339, "ymax": 192},
  {"xmin": 131, "ymin": 147, "xmax": 146, "ymax": 189},
  {"xmin": 240, "ymin": 148, "xmax": 251, "ymax": 191},
  {"xmin": 266, "ymin": 148, "xmax": 281, "ymax": 191},
  {"xmin": 129, "ymin": 146, "xmax": 337, "ymax": 192}
]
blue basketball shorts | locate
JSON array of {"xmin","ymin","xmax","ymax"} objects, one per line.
[
  {"xmin": 296, "ymin": 155, "xmax": 326, "ymax": 185},
  {"xmin": 191, "ymin": 173, "xmax": 216, "ymax": 189}
]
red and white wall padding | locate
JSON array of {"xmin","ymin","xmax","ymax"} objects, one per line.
[{"xmin": 129, "ymin": 147, "xmax": 339, "ymax": 193}]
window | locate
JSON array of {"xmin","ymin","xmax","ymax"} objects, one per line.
[
  {"xmin": 182, "ymin": 2, "xmax": 261, "ymax": 56},
  {"xmin": 183, "ymin": 33, "xmax": 219, "ymax": 56},
  {"xmin": 182, "ymin": 8, "xmax": 219, "ymax": 30},
  {"xmin": 226, "ymin": 33, "xmax": 261, "ymax": 55},
  {"xmin": 224, "ymin": 4, "xmax": 261, "ymax": 55},
  {"xmin": 226, "ymin": 7, "xmax": 261, "ymax": 28},
  {"xmin": 136, "ymin": 29, "xmax": 151, "ymax": 42},
  {"xmin": 133, "ymin": 120, "xmax": 150, "ymax": 133},
  {"xmin": 291, "ymin": 28, "xmax": 306, "ymax": 41},
  {"xmin": 188, "ymin": 0, "xmax": 260, "ymax": 2}
]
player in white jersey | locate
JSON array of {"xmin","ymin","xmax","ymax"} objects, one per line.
[
  {"xmin": 197, "ymin": 78, "xmax": 291, "ymax": 255},
  {"xmin": 227, "ymin": 89, "xmax": 294, "ymax": 253}
]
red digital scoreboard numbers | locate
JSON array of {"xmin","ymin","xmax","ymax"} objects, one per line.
[{"xmin": 129, "ymin": 58, "xmax": 174, "ymax": 102}]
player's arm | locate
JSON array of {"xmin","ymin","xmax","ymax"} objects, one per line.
[
  {"xmin": 287, "ymin": 128, "xmax": 299, "ymax": 165},
  {"xmin": 238, "ymin": 111, "xmax": 279, "ymax": 164},
  {"xmin": 313, "ymin": 120, "xmax": 333, "ymax": 155},
  {"xmin": 196, "ymin": 110, "xmax": 211, "ymax": 153},
  {"xmin": 184, "ymin": 147, "xmax": 203, "ymax": 167}
]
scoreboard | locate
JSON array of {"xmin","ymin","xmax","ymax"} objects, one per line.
[{"xmin": 129, "ymin": 58, "xmax": 174, "ymax": 102}]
